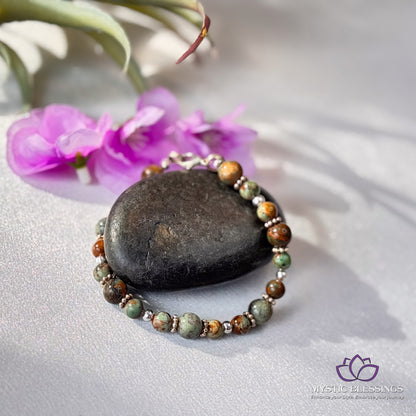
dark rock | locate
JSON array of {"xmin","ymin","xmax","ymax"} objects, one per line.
[{"xmin": 104, "ymin": 170, "xmax": 284, "ymax": 290}]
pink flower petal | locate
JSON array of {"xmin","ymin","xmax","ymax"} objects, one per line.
[
  {"xmin": 39, "ymin": 105, "xmax": 96, "ymax": 141},
  {"xmin": 120, "ymin": 107, "xmax": 165, "ymax": 142},
  {"xmin": 56, "ymin": 129, "xmax": 103, "ymax": 158},
  {"xmin": 7, "ymin": 128, "xmax": 59, "ymax": 175},
  {"xmin": 137, "ymin": 87, "xmax": 180, "ymax": 126}
]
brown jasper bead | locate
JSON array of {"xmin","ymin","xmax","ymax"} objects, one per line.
[
  {"xmin": 92, "ymin": 237, "xmax": 105, "ymax": 257},
  {"xmin": 141, "ymin": 164, "xmax": 164, "ymax": 179},
  {"xmin": 217, "ymin": 161, "xmax": 243, "ymax": 185},
  {"xmin": 207, "ymin": 320, "xmax": 224, "ymax": 339},
  {"xmin": 267, "ymin": 223, "xmax": 292, "ymax": 247},
  {"xmin": 266, "ymin": 279, "xmax": 285, "ymax": 299},
  {"xmin": 231, "ymin": 314, "xmax": 251, "ymax": 335},
  {"xmin": 103, "ymin": 278, "xmax": 127, "ymax": 304}
]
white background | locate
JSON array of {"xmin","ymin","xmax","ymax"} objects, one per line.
[{"xmin": 0, "ymin": 1, "xmax": 415, "ymax": 415}]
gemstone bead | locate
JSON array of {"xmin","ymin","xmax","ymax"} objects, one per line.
[
  {"xmin": 217, "ymin": 161, "xmax": 243, "ymax": 185},
  {"xmin": 231, "ymin": 314, "xmax": 251, "ymax": 335},
  {"xmin": 152, "ymin": 311, "xmax": 173, "ymax": 332},
  {"xmin": 249, "ymin": 299, "xmax": 273, "ymax": 325},
  {"xmin": 266, "ymin": 279, "xmax": 285, "ymax": 299},
  {"xmin": 125, "ymin": 298, "xmax": 143, "ymax": 319},
  {"xmin": 93, "ymin": 262, "xmax": 111, "ymax": 282},
  {"xmin": 273, "ymin": 252, "xmax": 291, "ymax": 270},
  {"xmin": 142, "ymin": 164, "xmax": 164, "ymax": 179},
  {"xmin": 207, "ymin": 320, "xmax": 224, "ymax": 339},
  {"xmin": 178, "ymin": 312, "xmax": 203, "ymax": 339},
  {"xmin": 267, "ymin": 223, "xmax": 292, "ymax": 247},
  {"xmin": 95, "ymin": 217, "xmax": 106, "ymax": 236},
  {"xmin": 257, "ymin": 202, "xmax": 277, "ymax": 222},
  {"xmin": 239, "ymin": 181, "xmax": 260, "ymax": 200},
  {"xmin": 92, "ymin": 237, "xmax": 105, "ymax": 257},
  {"xmin": 103, "ymin": 278, "xmax": 127, "ymax": 304}
]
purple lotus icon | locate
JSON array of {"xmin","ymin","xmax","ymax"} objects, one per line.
[{"xmin": 336, "ymin": 354, "xmax": 379, "ymax": 382}]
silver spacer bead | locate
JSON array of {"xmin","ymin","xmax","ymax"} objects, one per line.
[
  {"xmin": 272, "ymin": 246, "xmax": 289, "ymax": 253},
  {"xmin": 233, "ymin": 175, "xmax": 248, "ymax": 190},
  {"xmin": 264, "ymin": 217, "xmax": 282, "ymax": 228},
  {"xmin": 160, "ymin": 158, "xmax": 170, "ymax": 169},
  {"xmin": 119, "ymin": 293, "xmax": 133, "ymax": 308},
  {"xmin": 100, "ymin": 273, "xmax": 113, "ymax": 286},
  {"xmin": 96, "ymin": 255, "xmax": 106, "ymax": 265},
  {"xmin": 142, "ymin": 310, "xmax": 154, "ymax": 321},
  {"xmin": 276, "ymin": 269, "xmax": 287, "ymax": 281},
  {"xmin": 170, "ymin": 314, "xmax": 179, "ymax": 333},
  {"xmin": 252, "ymin": 195, "xmax": 265, "ymax": 207},
  {"xmin": 222, "ymin": 321, "xmax": 232, "ymax": 335},
  {"xmin": 200, "ymin": 319, "xmax": 209, "ymax": 337},
  {"xmin": 262, "ymin": 293, "xmax": 276, "ymax": 305},
  {"xmin": 211, "ymin": 158, "xmax": 223, "ymax": 170}
]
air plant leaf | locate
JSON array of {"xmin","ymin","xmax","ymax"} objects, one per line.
[
  {"xmin": 0, "ymin": 40, "xmax": 32, "ymax": 109},
  {"xmin": 89, "ymin": 32, "xmax": 146, "ymax": 93},
  {"xmin": 94, "ymin": 0, "xmax": 210, "ymax": 63},
  {"xmin": 164, "ymin": 6, "xmax": 213, "ymax": 46},
  {"xmin": 0, "ymin": 0, "xmax": 131, "ymax": 69},
  {"xmin": 117, "ymin": 4, "xmax": 213, "ymax": 50},
  {"xmin": 121, "ymin": 5, "xmax": 196, "ymax": 48}
]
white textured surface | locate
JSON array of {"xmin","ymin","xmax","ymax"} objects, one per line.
[{"xmin": 0, "ymin": 1, "xmax": 415, "ymax": 415}]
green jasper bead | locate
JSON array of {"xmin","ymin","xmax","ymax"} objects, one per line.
[
  {"xmin": 256, "ymin": 202, "xmax": 277, "ymax": 222},
  {"xmin": 178, "ymin": 312, "xmax": 202, "ymax": 339},
  {"xmin": 152, "ymin": 311, "xmax": 172, "ymax": 332},
  {"xmin": 95, "ymin": 217, "xmax": 106, "ymax": 236},
  {"xmin": 93, "ymin": 262, "xmax": 111, "ymax": 282},
  {"xmin": 273, "ymin": 252, "xmax": 291, "ymax": 270},
  {"xmin": 249, "ymin": 299, "xmax": 273, "ymax": 325},
  {"xmin": 125, "ymin": 298, "xmax": 143, "ymax": 319},
  {"xmin": 239, "ymin": 181, "xmax": 260, "ymax": 200}
]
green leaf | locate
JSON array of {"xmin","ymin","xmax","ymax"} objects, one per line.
[
  {"xmin": 94, "ymin": 0, "xmax": 210, "ymax": 63},
  {"xmin": 0, "ymin": 40, "xmax": 32, "ymax": 110},
  {"xmin": 89, "ymin": 32, "xmax": 146, "ymax": 93},
  {"xmin": 0, "ymin": 0, "xmax": 131, "ymax": 69}
]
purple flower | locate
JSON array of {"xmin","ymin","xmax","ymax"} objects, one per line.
[
  {"xmin": 177, "ymin": 105, "xmax": 257, "ymax": 176},
  {"xmin": 91, "ymin": 88, "xmax": 257, "ymax": 193},
  {"xmin": 7, "ymin": 104, "xmax": 112, "ymax": 176},
  {"xmin": 336, "ymin": 355, "xmax": 379, "ymax": 382},
  {"xmin": 7, "ymin": 87, "xmax": 257, "ymax": 193},
  {"xmin": 90, "ymin": 87, "xmax": 183, "ymax": 193}
]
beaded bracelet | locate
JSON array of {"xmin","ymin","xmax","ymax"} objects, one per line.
[{"xmin": 91, "ymin": 152, "xmax": 292, "ymax": 340}]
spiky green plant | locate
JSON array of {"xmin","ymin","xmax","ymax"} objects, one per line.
[{"xmin": 0, "ymin": 0, "xmax": 211, "ymax": 109}]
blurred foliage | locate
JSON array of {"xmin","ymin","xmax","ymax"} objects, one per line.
[{"xmin": 0, "ymin": 0, "xmax": 211, "ymax": 108}]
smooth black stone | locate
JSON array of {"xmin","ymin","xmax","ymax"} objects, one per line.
[{"xmin": 104, "ymin": 170, "xmax": 284, "ymax": 290}]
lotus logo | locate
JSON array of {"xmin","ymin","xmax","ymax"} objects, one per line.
[{"xmin": 336, "ymin": 354, "xmax": 379, "ymax": 382}]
